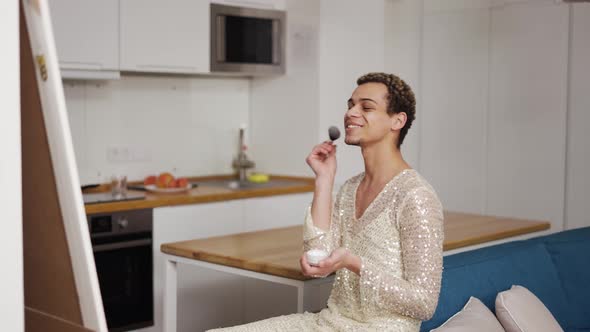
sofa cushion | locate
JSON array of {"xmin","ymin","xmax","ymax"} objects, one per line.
[
  {"xmin": 495, "ymin": 285, "xmax": 563, "ymax": 332},
  {"xmin": 420, "ymin": 243, "xmax": 570, "ymax": 332},
  {"xmin": 529, "ymin": 227, "xmax": 590, "ymax": 244},
  {"xmin": 544, "ymin": 239, "xmax": 590, "ymax": 328},
  {"xmin": 431, "ymin": 296, "xmax": 505, "ymax": 332}
]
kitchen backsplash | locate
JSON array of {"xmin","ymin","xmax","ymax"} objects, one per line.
[{"xmin": 64, "ymin": 75, "xmax": 250, "ymax": 185}]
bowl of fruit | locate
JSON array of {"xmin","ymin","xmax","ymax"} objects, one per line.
[{"xmin": 143, "ymin": 172, "xmax": 192, "ymax": 194}]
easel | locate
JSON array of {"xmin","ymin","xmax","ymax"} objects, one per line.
[{"xmin": 20, "ymin": 0, "xmax": 107, "ymax": 331}]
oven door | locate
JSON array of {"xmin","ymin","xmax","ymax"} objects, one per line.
[{"xmin": 93, "ymin": 236, "xmax": 153, "ymax": 332}]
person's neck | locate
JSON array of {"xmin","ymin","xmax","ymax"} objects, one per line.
[{"xmin": 361, "ymin": 141, "xmax": 410, "ymax": 185}]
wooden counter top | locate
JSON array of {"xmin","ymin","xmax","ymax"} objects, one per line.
[
  {"xmin": 161, "ymin": 211, "xmax": 550, "ymax": 281},
  {"xmin": 84, "ymin": 175, "xmax": 315, "ymax": 215},
  {"xmin": 442, "ymin": 211, "xmax": 550, "ymax": 250}
]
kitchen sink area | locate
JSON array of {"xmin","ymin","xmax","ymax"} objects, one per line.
[
  {"xmin": 84, "ymin": 174, "xmax": 315, "ymax": 215},
  {"xmin": 192, "ymin": 178, "xmax": 308, "ymax": 190}
]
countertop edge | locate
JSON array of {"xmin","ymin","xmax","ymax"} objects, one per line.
[
  {"xmin": 442, "ymin": 221, "xmax": 550, "ymax": 251},
  {"xmin": 161, "ymin": 245, "xmax": 310, "ymax": 281},
  {"xmin": 84, "ymin": 174, "xmax": 315, "ymax": 215},
  {"xmin": 160, "ymin": 220, "xmax": 552, "ymax": 281}
]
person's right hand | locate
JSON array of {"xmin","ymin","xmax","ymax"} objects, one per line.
[{"xmin": 306, "ymin": 141, "xmax": 337, "ymax": 179}]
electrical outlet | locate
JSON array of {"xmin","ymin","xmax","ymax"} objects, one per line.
[
  {"xmin": 107, "ymin": 147, "xmax": 119, "ymax": 162},
  {"xmin": 108, "ymin": 146, "xmax": 152, "ymax": 162},
  {"xmin": 131, "ymin": 147, "xmax": 151, "ymax": 162},
  {"xmin": 107, "ymin": 147, "xmax": 130, "ymax": 162},
  {"xmin": 120, "ymin": 147, "xmax": 130, "ymax": 161}
]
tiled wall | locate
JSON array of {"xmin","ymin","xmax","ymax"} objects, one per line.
[{"xmin": 64, "ymin": 75, "xmax": 250, "ymax": 185}]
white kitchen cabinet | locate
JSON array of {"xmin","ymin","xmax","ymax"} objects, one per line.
[
  {"xmin": 242, "ymin": 193, "xmax": 316, "ymax": 323},
  {"xmin": 243, "ymin": 192, "xmax": 312, "ymax": 232},
  {"xmin": 151, "ymin": 201, "xmax": 245, "ymax": 332},
  {"xmin": 120, "ymin": 0, "xmax": 209, "ymax": 74},
  {"xmin": 145, "ymin": 193, "xmax": 315, "ymax": 332},
  {"xmin": 49, "ymin": 0, "xmax": 120, "ymax": 79}
]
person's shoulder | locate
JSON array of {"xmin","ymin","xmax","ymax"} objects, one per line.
[
  {"xmin": 402, "ymin": 169, "xmax": 434, "ymax": 190},
  {"xmin": 337, "ymin": 172, "xmax": 364, "ymax": 189},
  {"xmin": 334, "ymin": 173, "xmax": 364, "ymax": 197},
  {"xmin": 398, "ymin": 169, "xmax": 442, "ymax": 206},
  {"xmin": 345, "ymin": 172, "xmax": 364, "ymax": 186}
]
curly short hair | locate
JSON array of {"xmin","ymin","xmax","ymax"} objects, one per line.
[{"xmin": 356, "ymin": 72, "xmax": 416, "ymax": 148}]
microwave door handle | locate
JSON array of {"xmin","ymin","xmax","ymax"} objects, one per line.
[
  {"xmin": 272, "ymin": 19, "xmax": 280, "ymax": 65},
  {"xmin": 217, "ymin": 15, "xmax": 226, "ymax": 62},
  {"xmin": 93, "ymin": 238, "xmax": 152, "ymax": 252}
]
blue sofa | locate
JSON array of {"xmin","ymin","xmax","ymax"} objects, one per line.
[{"xmin": 421, "ymin": 226, "xmax": 590, "ymax": 332}]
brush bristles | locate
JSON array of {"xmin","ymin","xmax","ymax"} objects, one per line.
[{"xmin": 328, "ymin": 126, "xmax": 341, "ymax": 141}]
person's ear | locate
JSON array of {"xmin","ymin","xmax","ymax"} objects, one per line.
[{"xmin": 391, "ymin": 112, "xmax": 407, "ymax": 131}]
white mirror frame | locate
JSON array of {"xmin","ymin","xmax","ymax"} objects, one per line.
[{"xmin": 21, "ymin": 0, "xmax": 107, "ymax": 331}]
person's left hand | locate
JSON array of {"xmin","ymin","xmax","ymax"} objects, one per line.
[{"xmin": 300, "ymin": 247, "xmax": 351, "ymax": 278}]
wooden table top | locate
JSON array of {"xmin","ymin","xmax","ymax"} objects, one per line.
[
  {"xmin": 161, "ymin": 211, "xmax": 550, "ymax": 281},
  {"xmin": 84, "ymin": 174, "xmax": 315, "ymax": 214}
]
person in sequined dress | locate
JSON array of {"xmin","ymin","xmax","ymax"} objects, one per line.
[{"xmin": 208, "ymin": 73, "xmax": 444, "ymax": 332}]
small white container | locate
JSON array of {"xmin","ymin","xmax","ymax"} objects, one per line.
[{"xmin": 306, "ymin": 249, "xmax": 329, "ymax": 266}]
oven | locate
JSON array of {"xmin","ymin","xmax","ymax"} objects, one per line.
[{"xmin": 87, "ymin": 208, "xmax": 153, "ymax": 332}]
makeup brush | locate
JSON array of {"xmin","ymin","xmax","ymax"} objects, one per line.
[{"xmin": 328, "ymin": 126, "xmax": 341, "ymax": 142}]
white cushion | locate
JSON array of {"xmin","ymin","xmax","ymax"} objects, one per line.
[
  {"xmin": 495, "ymin": 285, "xmax": 564, "ymax": 332},
  {"xmin": 431, "ymin": 296, "xmax": 505, "ymax": 332}
]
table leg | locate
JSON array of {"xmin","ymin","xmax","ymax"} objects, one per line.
[
  {"xmin": 296, "ymin": 283, "xmax": 304, "ymax": 313},
  {"xmin": 163, "ymin": 259, "xmax": 177, "ymax": 332}
]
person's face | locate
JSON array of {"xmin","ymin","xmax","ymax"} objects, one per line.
[{"xmin": 345, "ymin": 82, "xmax": 405, "ymax": 147}]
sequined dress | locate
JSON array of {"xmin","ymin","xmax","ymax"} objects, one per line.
[{"xmin": 209, "ymin": 169, "xmax": 444, "ymax": 332}]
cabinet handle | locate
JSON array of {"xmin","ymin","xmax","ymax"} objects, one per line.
[
  {"xmin": 272, "ymin": 19, "xmax": 280, "ymax": 64},
  {"xmin": 137, "ymin": 64, "xmax": 199, "ymax": 71},
  {"xmin": 59, "ymin": 61, "xmax": 103, "ymax": 70},
  {"xmin": 216, "ymin": 15, "xmax": 226, "ymax": 62},
  {"xmin": 220, "ymin": 0, "xmax": 274, "ymax": 9},
  {"xmin": 93, "ymin": 238, "xmax": 152, "ymax": 252}
]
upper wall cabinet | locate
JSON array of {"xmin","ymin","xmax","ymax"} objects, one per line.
[
  {"xmin": 211, "ymin": 0, "xmax": 286, "ymax": 10},
  {"xmin": 120, "ymin": 0, "xmax": 209, "ymax": 74},
  {"xmin": 49, "ymin": 0, "xmax": 120, "ymax": 79}
]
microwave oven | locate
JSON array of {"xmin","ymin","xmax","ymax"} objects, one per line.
[{"xmin": 210, "ymin": 3, "xmax": 286, "ymax": 75}]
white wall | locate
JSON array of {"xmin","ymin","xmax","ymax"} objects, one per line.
[
  {"xmin": 384, "ymin": 0, "xmax": 423, "ymax": 169},
  {"xmin": 486, "ymin": 0, "xmax": 569, "ymax": 230},
  {"xmin": 421, "ymin": 2, "xmax": 490, "ymax": 214},
  {"xmin": 250, "ymin": 0, "xmax": 320, "ymax": 177},
  {"xmin": 253, "ymin": 0, "xmax": 392, "ymax": 187},
  {"xmin": 0, "ymin": 1, "xmax": 23, "ymax": 331},
  {"xmin": 62, "ymin": 0, "xmax": 590, "ymax": 233},
  {"xmin": 254, "ymin": 0, "xmax": 584, "ymax": 234},
  {"xmin": 318, "ymin": 0, "xmax": 386, "ymax": 186},
  {"xmin": 64, "ymin": 76, "xmax": 250, "ymax": 184},
  {"xmin": 565, "ymin": 3, "xmax": 590, "ymax": 230},
  {"xmin": 413, "ymin": 0, "xmax": 573, "ymax": 231},
  {"xmin": 254, "ymin": 0, "xmax": 586, "ymax": 233}
]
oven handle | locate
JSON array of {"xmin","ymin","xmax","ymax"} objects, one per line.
[{"xmin": 93, "ymin": 238, "xmax": 152, "ymax": 252}]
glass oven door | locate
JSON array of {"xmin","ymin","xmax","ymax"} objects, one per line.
[{"xmin": 93, "ymin": 236, "xmax": 153, "ymax": 332}]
